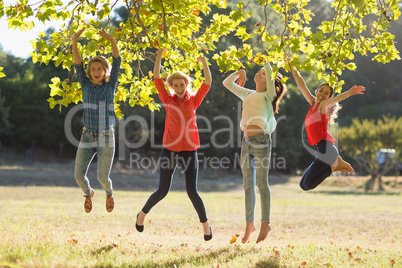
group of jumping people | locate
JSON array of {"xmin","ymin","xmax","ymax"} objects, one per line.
[{"xmin": 72, "ymin": 29, "xmax": 365, "ymax": 243}]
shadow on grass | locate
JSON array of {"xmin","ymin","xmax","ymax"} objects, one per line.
[
  {"xmin": 91, "ymin": 244, "xmax": 118, "ymax": 256},
  {"xmin": 89, "ymin": 246, "xmax": 283, "ymax": 268},
  {"xmin": 254, "ymin": 258, "xmax": 284, "ymax": 268},
  {"xmin": 310, "ymin": 190, "xmax": 401, "ymax": 196}
]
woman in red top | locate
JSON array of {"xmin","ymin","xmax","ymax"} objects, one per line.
[
  {"xmin": 291, "ymin": 65, "xmax": 365, "ymax": 190},
  {"xmin": 135, "ymin": 49, "xmax": 213, "ymax": 241}
]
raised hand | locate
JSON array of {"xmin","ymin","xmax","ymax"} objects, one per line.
[
  {"xmin": 73, "ymin": 28, "xmax": 85, "ymax": 40},
  {"xmin": 348, "ymin": 85, "xmax": 366, "ymax": 96},
  {"xmin": 99, "ymin": 30, "xmax": 114, "ymax": 41},
  {"xmin": 236, "ymin": 69, "xmax": 246, "ymax": 87},
  {"xmin": 196, "ymin": 55, "xmax": 205, "ymax": 63},
  {"xmin": 156, "ymin": 48, "xmax": 168, "ymax": 57},
  {"xmin": 289, "ymin": 64, "xmax": 298, "ymax": 77}
]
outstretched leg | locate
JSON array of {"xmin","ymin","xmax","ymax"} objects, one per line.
[
  {"xmin": 181, "ymin": 151, "xmax": 208, "ymax": 223},
  {"xmin": 141, "ymin": 148, "xmax": 176, "ymax": 214}
]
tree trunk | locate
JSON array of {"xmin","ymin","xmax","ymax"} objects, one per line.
[
  {"xmin": 377, "ymin": 176, "xmax": 385, "ymax": 191},
  {"xmin": 365, "ymin": 173, "xmax": 377, "ymax": 191}
]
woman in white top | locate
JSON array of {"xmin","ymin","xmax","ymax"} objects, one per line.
[{"xmin": 223, "ymin": 61, "xmax": 287, "ymax": 243}]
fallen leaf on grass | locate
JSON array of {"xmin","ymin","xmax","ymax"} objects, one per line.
[
  {"xmin": 68, "ymin": 239, "xmax": 78, "ymax": 244},
  {"xmin": 230, "ymin": 236, "xmax": 237, "ymax": 244},
  {"xmin": 301, "ymin": 261, "xmax": 307, "ymax": 266},
  {"xmin": 391, "ymin": 259, "xmax": 395, "ymax": 266}
]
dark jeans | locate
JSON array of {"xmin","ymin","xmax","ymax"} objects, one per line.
[
  {"xmin": 300, "ymin": 139, "xmax": 339, "ymax": 191},
  {"xmin": 142, "ymin": 148, "xmax": 208, "ymax": 223}
]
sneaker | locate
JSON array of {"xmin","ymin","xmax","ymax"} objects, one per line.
[
  {"xmin": 106, "ymin": 195, "xmax": 114, "ymax": 212},
  {"xmin": 84, "ymin": 190, "xmax": 94, "ymax": 213}
]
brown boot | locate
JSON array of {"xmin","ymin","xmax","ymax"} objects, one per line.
[
  {"xmin": 84, "ymin": 190, "xmax": 94, "ymax": 213},
  {"xmin": 106, "ymin": 195, "xmax": 114, "ymax": 212}
]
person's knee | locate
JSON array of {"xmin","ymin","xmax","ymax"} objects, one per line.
[
  {"xmin": 243, "ymin": 183, "xmax": 255, "ymax": 193},
  {"xmin": 97, "ymin": 175, "xmax": 110, "ymax": 184},
  {"xmin": 186, "ymin": 188, "xmax": 200, "ymax": 200},
  {"xmin": 74, "ymin": 169, "xmax": 85, "ymax": 181},
  {"xmin": 155, "ymin": 189, "xmax": 169, "ymax": 200},
  {"xmin": 256, "ymin": 182, "xmax": 269, "ymax": 193},
  {"xmin": 299, "ymin": 181, "xmax": 311, "ymax": 191}
]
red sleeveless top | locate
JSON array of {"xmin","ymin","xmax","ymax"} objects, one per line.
[{"xmin": 305, "ymin": 101, "xmax": 334, "ymax": 145}]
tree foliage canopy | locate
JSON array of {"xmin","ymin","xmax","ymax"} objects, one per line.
[{"xmin": 0, "ymin": 0, "xmax": 400, "ymax": 116}]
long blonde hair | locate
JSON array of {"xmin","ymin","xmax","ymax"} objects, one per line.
[
  {"xmin": 87, "ymin": 55, "xmax": 111, "ymax": 85},
  {"xmin": 166, "ymin": 71, "xmax": 194, "ymax": 96}
]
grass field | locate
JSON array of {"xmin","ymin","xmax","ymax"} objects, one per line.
[{"xmin": 0, "ymin": 162, "xmax": 401, "ymax": 267}]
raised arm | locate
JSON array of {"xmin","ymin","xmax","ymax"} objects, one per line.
[
  {"xmin": 321, "ymin": 85, "xmax": 365, "ymax": 108},
  {"xmin": 222, "ymin": 70, "xmax": 253, "ymax": 100},
  {"xmin": 154, "ymin": 49, "xmax": 166, "ymax": 80},
  {"xmin": 99, "ymin": 31, "xmax": 119, "ymax": 59},
  {"xmin": 197, "ymin": 55, "xmax": 211, "ymax": 86},
  {"xmin": 290, "ymin": 65, "xmax": 315, "ymax": 104},
  {"xmin": 264, "ymin": 61, "xmax": 276, "ymax": 101},
  {"xmin": 153, "ymin": 49, "xmax": 169, "ymax": 103},
  {"xmin": 72, "ymin": 28, "xmax": 85, "ymax": 65}
]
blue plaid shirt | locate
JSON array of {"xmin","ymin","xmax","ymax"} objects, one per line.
[{"xmin": 74, "ymin": 56, "xmax": 121, "ymax": 130}]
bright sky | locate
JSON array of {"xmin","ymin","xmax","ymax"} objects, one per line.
[
  {"xmin": 0, "ymin": 0, "xmax": 66, "ymax": 59},
  {"xmin": 0, "ymin": 0, "xmax": 123, "ymax": 59},
  {"xmin": 0, "ymin": 20, "xmax": 65, "ymax": 59}
]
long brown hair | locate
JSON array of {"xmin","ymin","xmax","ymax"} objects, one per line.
[
  {"xmin": 272, "ymin": 72, "xmax": 287, "ymax": 114},
  {"xmin": 316, "ymin": 83, "xmax": 341, "ymax": 124}
]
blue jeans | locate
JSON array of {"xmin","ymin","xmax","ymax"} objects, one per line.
[
  {"xmin": 241, "ymin": 133, "xmax": 272, "ymax": 223},
  {"xmin": 300, "ymin": 139, "xmax": 339, "ymax": 191},
  {"xmin": 142, "ymin": 148, "xmax": 208, "ymax": 223},
  {"xmin": 74, "ymin": 127, "xmax": 115, "ymax": 196}
]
